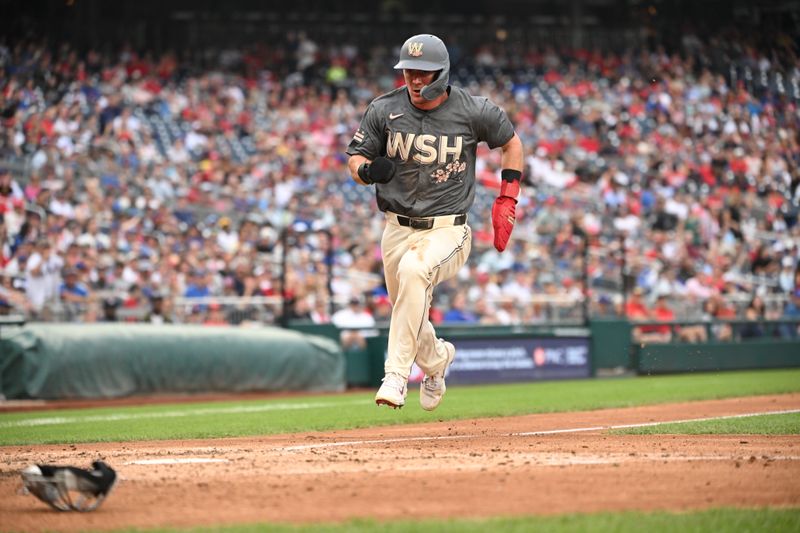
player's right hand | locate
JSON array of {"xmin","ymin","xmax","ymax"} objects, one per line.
[
  {"xmin": 492, "ymin": 195, "xmax": 517, "ymax": 252},
  {"xmin": 359, "ymin": 157, "xmax": 395, "ymax": 184}
]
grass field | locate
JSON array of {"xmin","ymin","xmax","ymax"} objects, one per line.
[
  {"xmin": 130, "ymin": 508, "xmax": 800, "ymax": 533},
  {"xmin": 1, "ymin": 368, "xmax": 799, "ymax": 445},
  {"xmin": 614, "ymin": 411, "xmax": 800, "ymax": 435}
]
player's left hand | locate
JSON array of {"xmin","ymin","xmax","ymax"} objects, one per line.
[
  {"xmin": 491, "ymin": 196, "xmax": 516, "ymax": 252},
  {"xmin": 358, "ymin": 157, "xmax": 395, "ymax": 184}
]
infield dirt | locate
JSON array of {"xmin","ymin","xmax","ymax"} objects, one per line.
[{"xmin": 1, "ymin": 394, "xmax": 799, "ymax": 532}]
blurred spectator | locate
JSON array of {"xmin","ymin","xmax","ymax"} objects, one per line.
[
  {"xmin": 0, "ymin": 270, "xmax": 30, "ymax": 314},
  {"xmin": 370, "ymin": 294, "xmax": 392, "ymax": 323},
  {"xmin": 649, "ymin": 197, "xmax": 678, "ymax": 233},
  {"xmin": 203, "ymin": 301, "xmax": 228, "ymax": 326},
  {"xmin": 144, "ymin": 292, "xmax": 172, "ymax": 324},
  {"xmin": 25, "ymin": 239, "xmax": 62, "ymax": 317},
  {"xmin": 591, "ymin": 294, "xmax": 618, "ymax": 317},
  {"xmin": 100, "ymin": 297, "xmax": 121, "ymax": 322},
  {"xmin": 702, "ymin": 294, "xmax": 736, "ymax": 341},
  {"xmin": 0, "ymin": 167, "xmax": 23, "ymax": 200},
  {"xmin": 0, "ymin": 220, "xmax": 11, "ymax": 269},
  {"xmin": 59, "ymin": 267, "xmax": 92, "ymax": 322},
  {"xmin": 123, "ymin": 284, "xmax": 146, "ymax": 312},
  {"xmin": 467, "ymin": 270, "xmax": 501, "ymax": 309},
  {"xmin": 780, "ymin": 290, "xmax": 800, "ymax": 339},
  {"xmin": 495, "ymin": 295, "xmax": 523, "ymax": 325},
  {"xmin": 184, "ymin": 270, "xmax": 211, "ymax": 299},
  {"xmin": 308, "ymin": 299, "xmax": 330, "ymax": 324},
  {"xmin": 442, "ymin": 292, "xmax": 478, "ymax": 323},
  {"xmin": 779, "ymin": 257, "xmax": 796, "ymax": 294},
  {"xmin": 748, "ymin": 295, "xmax": 767, "ymax": 320},
  {"xmin": 331, "ymin": 296, "xmax": 377, "ymax": 350},
  {"xmin": 647, "ymin": 294, "xmax": 675, "ymax": 343},
  {"xmin": 625, "ymin": 287, "xmax": 649, "ymax": 322},
  {"xmin": 739, "ymin": 305, "xmax": 766, "ymax": 339},
  {"xmin": 287, "ymin": 295, "xmax": 314, "ymax": 321}
]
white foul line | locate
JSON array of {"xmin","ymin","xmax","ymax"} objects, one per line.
[
  {"xmin": 279, "ymin": 408, "xmax": 800, "ymax": 452},
  {"xmin": 0, "ymin": 399, "xmax": 370, "ymax": 428},
  {"xmin": 513, "ymin": 408, "xmax": 800, "ymax": 436}
]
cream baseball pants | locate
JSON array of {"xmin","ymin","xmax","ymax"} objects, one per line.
[{"xmin": 380, "ymin": 212, "xmax": 472, "ymax": 379}]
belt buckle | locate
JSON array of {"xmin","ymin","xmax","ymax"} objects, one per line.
[{"xmin": 409, "ymin": 217, "xmax": 432, "ymax": 230}]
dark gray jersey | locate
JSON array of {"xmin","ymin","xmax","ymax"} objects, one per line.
[{"xmin": 346, "ymin": 86, "xmax": 515, "ymax": 217}]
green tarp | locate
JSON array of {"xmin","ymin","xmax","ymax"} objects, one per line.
[{"xmin": 0, "ymin": 324, "xmax": 345, "ymax": 400}]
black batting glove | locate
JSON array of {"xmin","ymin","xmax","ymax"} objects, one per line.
[{"xmin": 358, "ymin": 157, "xmax": 395, "ymax": 184}]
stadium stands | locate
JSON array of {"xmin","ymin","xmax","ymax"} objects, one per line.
[{"xmin": 0, "ymin": 25, "xmax": 798, "ymax": 329}]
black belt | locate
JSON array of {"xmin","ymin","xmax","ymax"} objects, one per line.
[{"xmin": 396, "ymin": 214, "xmax": 467, "ymax": 230}]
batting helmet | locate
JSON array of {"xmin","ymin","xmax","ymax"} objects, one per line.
[{"xmin": 394, "ymin": 34, "xmax": 450, "ymax": 100}]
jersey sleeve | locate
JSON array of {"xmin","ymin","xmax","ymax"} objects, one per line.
[
  {"xmin": 345, "ymin": 102, "xmax": 384, "ymax": 159},
  {"xmin": 474, "ymin": 98, "xmax": 515, "ymax": 149}
]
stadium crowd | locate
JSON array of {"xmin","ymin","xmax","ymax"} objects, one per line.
[{"xmin": 0, "ymin": 27, "xmax": 799, "ymax": 338}]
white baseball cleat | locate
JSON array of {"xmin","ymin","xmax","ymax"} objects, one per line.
[
  {"xmin": 420, "ymin": 341, "xmax": 455, "ymax": 411},
  {"xmin": 375, "ymin": 372, "xmax": 408, "ymax": 409}
]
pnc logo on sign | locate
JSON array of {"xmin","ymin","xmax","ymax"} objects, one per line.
[{"xmin": 533, "ymin": 347, "xmax": 546, "ymax": 367}]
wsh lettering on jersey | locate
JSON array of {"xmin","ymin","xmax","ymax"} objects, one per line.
[{"xmin": 386, "ymin": 132, "xmax": 463, "ymax": 165}]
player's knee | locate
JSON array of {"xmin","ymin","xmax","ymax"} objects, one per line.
[{"xmin": 396, "ymin": 258, "xmax": 430, "ymax": 283}]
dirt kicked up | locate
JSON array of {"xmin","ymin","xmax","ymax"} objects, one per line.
[{"xmin": 1, "ymin": 394, "xmax": 799, "ymax": 532}]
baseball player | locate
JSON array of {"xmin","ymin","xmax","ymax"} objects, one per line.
[{"xmin": 346, "ymin": 34, "xmax": 523, "ymax": 410}]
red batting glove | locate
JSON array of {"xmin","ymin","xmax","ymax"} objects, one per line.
[{"xmin": 492, "ymin": 196, "xmax": 517, "ymax": 252}]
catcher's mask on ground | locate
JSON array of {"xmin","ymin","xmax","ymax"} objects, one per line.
[
  {"xmin": 394, "ymin": 34, "xmax": 450, "ymax": 100},
  {"xmin": 20, "ymin": 461, "xmax": 117, "ymax": 511}
]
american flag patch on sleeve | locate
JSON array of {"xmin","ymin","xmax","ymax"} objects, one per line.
[{"xmin": 353, "ymin": 129, "xmax": 365, "ymax": 143}]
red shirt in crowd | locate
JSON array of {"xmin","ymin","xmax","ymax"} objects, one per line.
[{"xmin": 651, "ymin": 300, "xmax": 675, "ymax": 334}]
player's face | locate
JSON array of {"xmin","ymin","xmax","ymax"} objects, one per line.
[{"xmin": 403, "ymin": 69, "xmax": 438, "ymax": 105}]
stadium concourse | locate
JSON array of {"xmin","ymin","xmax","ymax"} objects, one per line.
[{"xmin": 0, "ymin": 28, "xmax": 798, "ymax": 334}]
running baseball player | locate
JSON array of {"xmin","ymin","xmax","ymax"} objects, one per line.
[{"xmin": 346, "ymin": 34, "xmax": 523, "ymax": 410}]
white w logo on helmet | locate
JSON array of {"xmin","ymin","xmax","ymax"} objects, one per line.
[{"xmin": 408, "ymin": 42, "xmax": 424, "ymax": 57}]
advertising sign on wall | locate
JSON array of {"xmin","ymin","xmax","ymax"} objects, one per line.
[{"xmin": 407, "ymin": 336, "xmax": 591, "ymax": 385}]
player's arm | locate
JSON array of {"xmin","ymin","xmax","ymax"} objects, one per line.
[
  {"xmin": 346, "ymin": 103, "xmax": 395, "ymax": 186},
  {"xmin": 500, "ymin": 133, "xmax": 523, "ymax": 174},
  {"xmin": 474, "ymin": 99, "xmax": 524, "ymax": 252},
  {"xmin": 348, "ymin": 154, "xmax": 371, "ymax": 185},
  {"xmin": 492, "ymin": 132, "xmax": 524, "ymax": 252}
]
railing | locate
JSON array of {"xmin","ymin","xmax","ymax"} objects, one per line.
[
  {"xmin": 0, "ymin": 314, "xmax": 26, "ymax": 335},
  {"xmin": 3, "ymin": 293, "xmax": 580, "ymax": 325},
  {"xmin": 629, "ymin": 319, "xmax": 800, "ymax": 344},
  {"xmin": 7, "ymin": 291, "xmax": 791, "ymax": 329},
  {"xmin": 173, "ymin": 295, "xmax": 281, "ymax": 325}
]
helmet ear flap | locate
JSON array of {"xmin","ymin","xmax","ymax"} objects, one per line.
[{"xmin": 420, "ymin": 64, "xmax": 450, "ymax": 100}]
